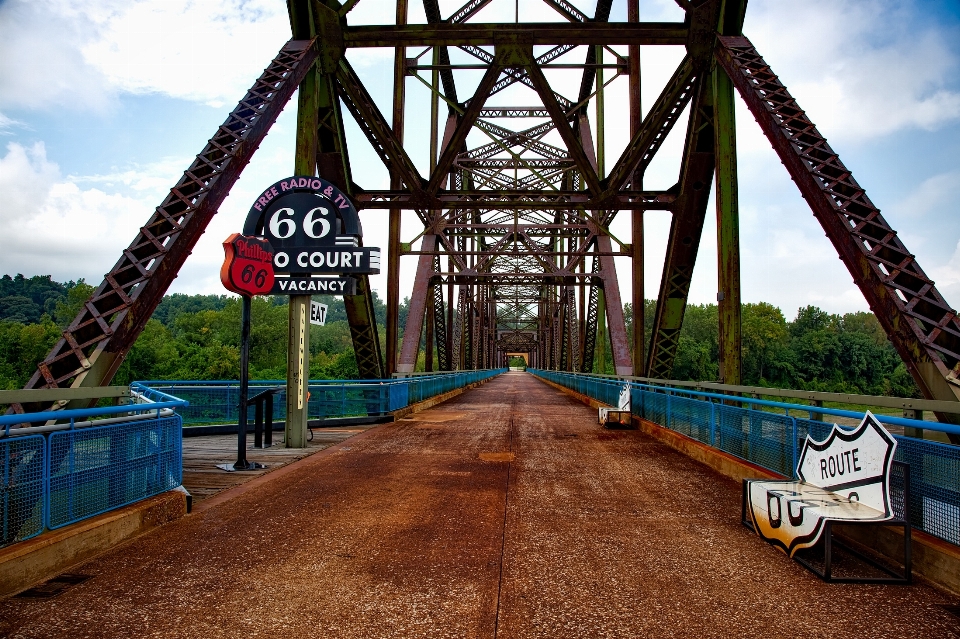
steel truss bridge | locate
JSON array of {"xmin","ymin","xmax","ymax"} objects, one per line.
[{"xmin": 15, "ymin": 0, "xmax": 960, "ymax": 441}]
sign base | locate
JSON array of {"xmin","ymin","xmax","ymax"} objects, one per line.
[{"xmin": 216, "ymin": 461, "xmax": 268, "ymax": 472}]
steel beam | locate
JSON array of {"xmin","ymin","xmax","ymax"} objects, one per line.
[
  {"xmin": 354, "ymin": 191, "xmax": 675, "ymax": 210},
  {"xmin": 23, "ymin": 40, "xmax": 318, "ymax": 404},
  {"xmin": 336, "ymin": 59, "xmax": 426, "ymax": 197},
  {"xmin": 398, "ymin": 235, "xmax": 439, "ymax": 373},
  {"xmin": 287, "ymin": 45, "xmax": 321, "ymax": 447},
  {"xmin": 343, "ymin": 22, "xmax": 688, "ymax": 48},
  {"xmin": 647, "ymin": 75, "xmax": 716, "ymax": 379},
  {"xmin": 602, "ymin": 56, "xmax": 696, "ymax": 200},
  {"xmin": 717, "ymin": 35, "xmax": 960, "ymax": 435},
  {"xmin": 713, "ymin": 64, "xmax": 742, "ymax": 385},
  {"xmin": 595, "ymin": 235, "xmax": 633, "ymax": 376},
  {"xmin": 386, "ymin": 0, "xmax": 408, "ymax": 376},
  {"xmin": 628, "ymin": 0, "xmax": 644, "ymax": 375}
]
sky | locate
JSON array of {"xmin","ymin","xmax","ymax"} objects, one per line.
[{"xmin": 0, "ymin": 0, "xmax": 959, "ymax": 321}]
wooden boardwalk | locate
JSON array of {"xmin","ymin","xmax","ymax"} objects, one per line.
[{"xmin": 182, "ymin": 428, "xmax": 373, "ymax": 502}]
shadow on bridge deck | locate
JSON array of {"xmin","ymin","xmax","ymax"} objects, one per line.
[{"xmin": 1, "ymin": 372, "xmax": 957, "ymax": 637}]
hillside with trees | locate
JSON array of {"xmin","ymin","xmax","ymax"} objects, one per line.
[{"xmin": 0, "ymin": 274, "xmax": 919, "ymax": 397}]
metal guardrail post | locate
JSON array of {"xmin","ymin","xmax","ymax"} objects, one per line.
[
  {"xmin": 254, "ymin": 401, "xmax": 264, "ymax": 448},
  {"xmin": 709, "ymin": 402, "xmax": 716, "ymax": 447},
  {"xmin": 790, "ymin": 417, "xmax": 798, "ymax": 478},
  {"xmin": 666, "ymin": 392, "xmax": 672, "ymax": 431},
  {"xmin": 810, "ymin": 399, "xmax": 824, "ymax": 422},
  {"xmin": 903, "ymin": 408, "xmax": 924, "ymax": 439},
  {"xmin": 265, "ymin": 393, "xmax": 274, "ymax": 447}
]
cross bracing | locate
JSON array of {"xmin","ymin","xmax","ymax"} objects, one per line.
[{"xmin": 14, "ymin": 0, "xmax": 960, "ymax": 443}]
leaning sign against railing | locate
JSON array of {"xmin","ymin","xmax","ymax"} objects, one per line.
[{"xmin": 743, "ymin": 411, "xmax": 910, "ymax": 582}]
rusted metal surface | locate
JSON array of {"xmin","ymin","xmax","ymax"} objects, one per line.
[
  {"xmin": 26, "ymin": 0, "xmax": 960, "ymax": 427},
  {"xmin": 647, "ymin": 75, "xmax": 716, "ymax": 379},
  {"xmin": 2, "ymin": 373, "xmax": 957, "ymax": 637},
  {"xmin": 717, "ymin": 35, "xmax": 960, "ymax": 436},
  {"xmin": 385, "ymin": 0, "xmax": 409, "ymax": 377},
  {"xmin": 22, "ymin": 40, "xmax": 318, "ymax": 406},
  {"xmin": 713, "ymin": 65, "xmax": 742, "ymax": 385}
]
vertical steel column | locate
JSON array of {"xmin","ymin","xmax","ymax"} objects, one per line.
[
  {"xmin": 386, "ymin": 0, "xmax": 408, "ymax": 375},
  {"xmin": 287, "ymin": 58, "xmax": 319, "ymax": 448},
  {"xmin": 597, "ymin": 288, "xmax": 608, "ymax": 374},
  {"xmin": 714, "ymin": 64, "xmax": 742, "ymax": 385},
  {"xmin": 596, "ymin": 235, "xmax": 633, "ymax": 375},
  {"xmin": 447, "ymin": 255, "xmax": 454, "ymax": 365},
  {"xmin": 424, "ymin": 43, "xmax": 440, "ymax": 374},
  {"xmin": 398, "ymin": 234, "xmax": 438, "ymax": 373},
  {"xmin": 595, "ymin": 45, "xmax": 605, "ymax": 177},
  {"xmin": 425, "ymin": 285, "xmax": 435, "ymax": 372},
  {"xmin": 629, "ymin": 0, "xmax": 644, "ymax": 375},
  {"xmin": 578, "ymin": 258, "xmax": 586, "ymax": 357},
  {"xmin": 566, "ymin": 285, "xmax": 580, "ymax": 372}
]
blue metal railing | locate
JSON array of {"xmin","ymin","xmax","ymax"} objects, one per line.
[
  {"xmin": 136, "ymin": 369, "xmax": 506, "ymax": 426},
  {"xmin": 1, "ymin": 394, "xmax": 187, "ymax": 549},
  {"xmin": 531, "ymin": 369, "xmax": 960, "ymax": 547}
]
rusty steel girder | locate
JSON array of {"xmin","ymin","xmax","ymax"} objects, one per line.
[
  {"xmin": 716, "ymin": 35, "xmax": 960, "ymax": 429},
  {"xmin": 26, "ymin": 0, "xmax": 958, "ymax": 419},
  {"xmin": 21, "ymin": 39, "xmax": 319, "ymax": 406}
]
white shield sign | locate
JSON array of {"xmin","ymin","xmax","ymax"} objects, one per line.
[{"xmin": 746, "ymin": 411, "xmax": 897, "ymax": 556}]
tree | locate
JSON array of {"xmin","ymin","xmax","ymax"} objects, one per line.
[
  {"xmin": 53, "ymin": 282, "xmax": 95, "ymax": 327},
  {"xmin": 741, "ymin": 303, "xmax": 789, "ymax": 384}
]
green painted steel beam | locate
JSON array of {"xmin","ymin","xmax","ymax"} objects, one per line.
[{"xmin": 343, "ymin": 22, "xmax": 687, "ymax": 48}]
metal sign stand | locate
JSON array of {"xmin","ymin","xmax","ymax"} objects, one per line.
[{"xmin": 217, "ymin": 295, "xmax": 266, "ymax": 472}]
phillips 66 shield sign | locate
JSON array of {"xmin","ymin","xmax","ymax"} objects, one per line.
[{"xmin": 220, "ymin": 234, "xmax": 274, "ymax": 297}]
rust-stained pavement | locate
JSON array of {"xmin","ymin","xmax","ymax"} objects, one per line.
[{"xmin": 1, "ymin": 372, "xmax": 958, "ymax": 638}]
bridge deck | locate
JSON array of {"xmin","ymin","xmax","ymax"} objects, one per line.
[{"xmin": 1, "ymin": 372, "xmax": 957, "ymax": 637}]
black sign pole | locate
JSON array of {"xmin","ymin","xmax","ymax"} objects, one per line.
[{"xmin": 234, "ymin": 294, "xmax": 252, "ymax": 470}]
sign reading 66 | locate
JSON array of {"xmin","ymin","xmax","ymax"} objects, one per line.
[{"xmin": 261, "ymin": 192, "xmax": 336, "ymax": 247}]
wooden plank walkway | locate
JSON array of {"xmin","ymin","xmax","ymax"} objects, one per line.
[{"xmin": 182, "ymin": 428, "xmax": 374, "ymax": 502}]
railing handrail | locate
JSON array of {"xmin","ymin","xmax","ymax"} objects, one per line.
[
  {"xmin": 0, "ymin": 400, "xmax": 188, "ymax": 430},
  {"xmin": 137, "ymin": 370, "xmax": 507, "ymax": 388},
  {"xmin": 573, "ymin": 370, "xmax": 960, "ymax": 415},
  {"xmin": 529, "ymin": 369, "xmax": 960, "ymax": 438},
  {"xmin": 0, "ymin": 386, "xmax": 131, "ymax": 405}
]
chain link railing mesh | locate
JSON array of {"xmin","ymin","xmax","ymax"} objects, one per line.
[
  {"xmin": 1, "ymin": 435, "xmax": 45, "ymax": 547},
  {"xmin": 48, "ymin": 416, "xmax": 182, "ymax": 529}
]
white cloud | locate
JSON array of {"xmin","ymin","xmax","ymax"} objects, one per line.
[
  {"xmin": 81, "ymin": 0, "xmax": 290, "ymax": 105},
  {"xmin": 746, "ymin": 0, "xmax": 960, "ymax": 142},
  {"xmin": 0, "ymin": 112, "xmax": 23, "ymax": 134},
  {"xmin": 895, "ymin": 170, "xmax": 960, "ymax": 219},
  {"xmin": 0, "ymin": 0, "xmax": 290, "ymax": 112},
  {"xmin": 0, "ymin": 142, "xmax": 152, "ymax": 281},
  {"xmin": 0, "ymin": 1, "xmax": 115, "ymax": 111}
]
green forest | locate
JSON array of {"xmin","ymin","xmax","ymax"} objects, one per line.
[{"xmin": 0, "ymin": 274, "xmax": 919, "ymax": 397}]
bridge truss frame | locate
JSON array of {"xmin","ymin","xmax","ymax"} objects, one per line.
[{"xmin": 19, "ymin": 0, "xmax": 960, "ymax": 442}]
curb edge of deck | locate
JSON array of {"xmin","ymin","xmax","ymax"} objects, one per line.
[{"xmin": 0, "ymin": 489, "xmax": 187, "ymax": 599}]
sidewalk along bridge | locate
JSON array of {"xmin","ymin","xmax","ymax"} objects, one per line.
[
  {"xmin": 0, "ymin": 370, "xmax": 501, "ymax": 553},
  {"xmin": 1, "ymin": 372, "xmax": 959, "ymax": 638}
]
